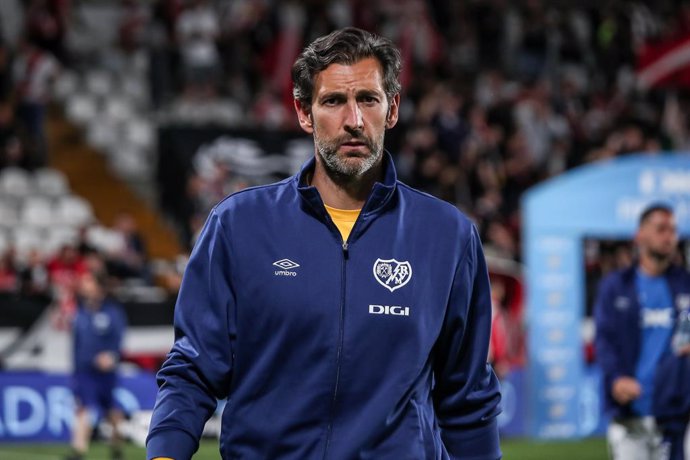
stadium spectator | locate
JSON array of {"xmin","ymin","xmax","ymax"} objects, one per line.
[
  {"xmin": 107, "ymin": 211, "xmax": 149, "ymax": 281},
  {"xmin": 489, "ymin": 278, "xmax": 510, "ymax": 379},
  {"xmin": 0, "ymin": 36, "xmax": 13, "ymax": 101},
  {"xmin": 24, "ymin": 0, "xmax": 70, "ymax": 64},
  {"xmin": 47, "ymin": 243, "xmax": 87, "ymax": 325},
  {"xmin": 12, "ymin": 34, "xmax": 59, "ymax": 168},
  {"xmin": 0, "ymin": 100, "xmax": 31, "ymax": 169},
  {"xmin": 19, "ymin": 248, "xmax": 51, "ymax": 299},
  {"xmin": 175, "ymin": 0, "xmax": 220, "ymax": 101},
  {"xmin": 147, "ymin": 0, "xmax": 180, "ymax": 109},
  {"xmin": 64, "ymin": 269, "xmax": 127, "ymax": 460},
  {"xmin": 47, "ymin": 243, "xmax": 87, "ymax": 287},
  {"xmin": 594, "ymin": 203, "xmax": 690, "ymax": 460},
  {"xmin": 0, "ymin": 248, "xmax": 19, "ymax": 293},
  {"xmin": 118, "ymin": 0, "xmax": 149, "ymax": 56}
]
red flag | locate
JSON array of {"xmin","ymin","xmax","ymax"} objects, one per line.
[{"xmin": 637, "ymin": 33, "xmax": 690, "ymax": 89}]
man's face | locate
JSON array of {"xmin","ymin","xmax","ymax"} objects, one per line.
[
  {"xmin": 78, "ymin": 272, "xmax": 104, "ymax": 305},
  {"xmin": 637, "ymin": 210, "xmax": 678, "ymax": 262},
  {"xmin": 295, "ymin": 57, "xmax": 399, "ymax": 178}
]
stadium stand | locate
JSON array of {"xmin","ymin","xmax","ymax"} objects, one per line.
[{"xmin": 0, "ymin": 3, "xmax": 689, "ymax": 445}]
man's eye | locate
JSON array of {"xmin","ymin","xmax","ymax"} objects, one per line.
[{"xmin": 323, "ymin": 98, "xmax": 339, "ymax": 106}]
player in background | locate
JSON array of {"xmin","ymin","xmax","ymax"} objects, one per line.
[
  {"xmin": 595, "ymin": 203, "xmax": 690, "ymax": 460},
  {"xmin": 65, "ymin": 270, "xmax": 127, "ymax": 460}
]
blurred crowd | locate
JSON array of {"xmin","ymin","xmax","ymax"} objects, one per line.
[
  {"xmin": 2, "ymin": 0, "xmax": 690, "ymax": 350},
  {"xmin": 0, "ymin": 1, "xmax": 170, "ymax": 319},
  {"xmin": 0, "ymin": 2, "xmax": 62, "ymax": 171},
  {"xmin": 0, "ymin": 0, "xmax": 66, "ymax": 309},
  {"xmin": 132, "ymin": 0, "xmax": 690, "ymax": 262},
  {"xmin": 0, "ymin": 207, "xmax": 152, "ymax": 326}
]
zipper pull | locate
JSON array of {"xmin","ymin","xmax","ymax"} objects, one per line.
[{"xmin": 342, "ymin": 242, "xmax": 349, "ymax": 259}]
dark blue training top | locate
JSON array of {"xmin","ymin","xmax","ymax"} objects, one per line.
[
  {"xmin": 147, "ymin": 153, "xmax": 502, "ymax": 460},
  {"xmin": 594, "ymin": 264, "xmax": 690, "ymax": 420},
  {"xmin": 73, "ymin": 298, "xmax": 127, "ymax": 374}
]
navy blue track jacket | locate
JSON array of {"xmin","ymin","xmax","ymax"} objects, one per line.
[
  {"xmin": 73, "ymin": 299, "xmax": 126, "ymax": 374},
  {"xmin": 146, "ymin": 153, "xmax": 502, "ymax": 459},
  {"xmin": 594, "ymin": 264, "xmax": 690, "ymax": 420}
]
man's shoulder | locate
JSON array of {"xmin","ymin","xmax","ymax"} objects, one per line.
[
  {"xmin": 600, "ymin": 266, "xmax": 631, "ymax": 283},
  {"xmin": 396, "ymin": 181, "xmax": 474, "ymax": 231},
  {"xmin": 102, "ymin": 299, "xmax": 127, "ymax": 317},
  {"xmin": 668, "ymin": 264, "xmax": 690, "ymax": 275},
  {"xmin": 214, "ymin": 177, "xmax": 294, "ymax": 214},
  {"xmin": 666, "ymin": 264, "xmax": 690, "ymax": 284},
  {"xmin": 599, "ymin": 266, "xmax": 636, "ymax": 292}
]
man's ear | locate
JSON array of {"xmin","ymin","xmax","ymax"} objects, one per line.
[
  {"xmin": 385, "ymin": 93, "xmax": 400, "ymax": 129},
  {"xmin": 294, "ymin": 99, "xmax": 314, "ymax": 133},
  {"xmin": 634, "ymin": 228, "xmax": 643, "ymax": 246}
]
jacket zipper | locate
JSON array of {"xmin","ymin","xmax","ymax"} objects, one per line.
[{"xmin": 323, "ymin": 240, "xmax": 348, "ymax": 459}]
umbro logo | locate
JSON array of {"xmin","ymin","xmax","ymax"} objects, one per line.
[
  {"xmin": 273, "ymin": 259, "xmax": 300, "ymax": 270},
  {"xmin": 273, "ymin": 259, "xmax": 299, "ymax": 277},
  {"xmin": 614, "ymin": 296, "xmax": 630, "ymax": 311}
]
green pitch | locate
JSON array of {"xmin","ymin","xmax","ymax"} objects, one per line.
[{"xmin": 0, "ymin": 437, "xmax": 608, "ymax": 459}]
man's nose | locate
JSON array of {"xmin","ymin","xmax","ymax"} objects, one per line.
[{"xmin": 344, "ymin": 101, "xmax": 363, "ymax": 130}]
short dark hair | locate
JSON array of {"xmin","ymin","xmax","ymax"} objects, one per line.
[
  {"xmin": 291, "ymin": 27, "xmax": 402, "ymax": 108},
  {"xmin": 639, "ymin": 202, "xmax": 674, "ymax": 226}
]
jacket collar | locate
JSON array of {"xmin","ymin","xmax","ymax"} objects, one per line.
[
  {"xmin": 624, "ymin": 261, "xmax": 685, "ymax": 282},
  {"xmin": 295, "ymin": 151, "xmax": 398, "ymax": 218}
]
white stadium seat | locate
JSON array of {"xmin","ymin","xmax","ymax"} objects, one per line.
[
  {"xmin": 45, "ymin": 226, "xmax": 80, "ymax": 255},
  {"xmin": 104, "ymin": 97, "xmax": 134, "ymax": 123},
  {"xmin": 86, "ymin": 116, "xmax": 120, "ymax": 151},
  {"xmin": 0, "ymin": 167, "xmax": 32, "ymax": 199},
  {"xmin": 52, "ymin": 70, "xmax": 80, "ymax": 102},
  {"xmin": 123, "ymin": 118, "xmax": 155, "ymax": 150},
  {"xmin": 21, "ymin": 196, "xmax": 56, "ymax": 228},
  {"xmin": 85, "ymin": 225, "xmax": 125, "ymax": 254},
  {"xmin": 11, "ymin": 227, "xmax": 44, "ymax": 262},
  {"xmin": 85, "ymin": 70, "xmax": 113, "ymax": 98},
  {"xmin": 110, "ymin": 146, "xmax": 151, "ymax": 180},
  {"xmin": 120, "ymin": 76, "xmax": 149, "ymax": 106},
  {"xmin": 0, "ymin": 200, "xmax": 19, "ymax": 230},
  {"xmin": 33, "ymin": 168, "xmax": 69, "ymax": 197},
  {"xmin": 65, "ymin": 93, "xmax": 98, "ymax": 125},
  {"xmin": 55, "ymin": 195, "xmax": 95, "ymax": 228}
]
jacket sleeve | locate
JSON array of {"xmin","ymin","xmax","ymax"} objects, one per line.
[
  {"xmin": 146, "ymin": 209, "xmax": 236, "ymax": 460},
  {"xmin": 110, "ymin": 303, "xmax": 127, "ymax": 359},
  {"xmin": 593, "ymin": 275, "xmax": 627, "ymax": 387},
  {"xmin": 433, "ymin": 224, "xmax": 502, "ymax": 460}
]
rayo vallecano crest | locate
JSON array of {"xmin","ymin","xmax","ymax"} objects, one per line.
[{"xmin": 373, "ymin": 258, "xmax": 412, "ymax": 292}]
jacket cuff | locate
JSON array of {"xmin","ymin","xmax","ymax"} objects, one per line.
[
  {"xmin": 147, "ymin": 429, "xmax": 198, "ymax": 460},
  {"xmin": 442, "ymin": 417, "xmax": 501, "ymax": 460}
]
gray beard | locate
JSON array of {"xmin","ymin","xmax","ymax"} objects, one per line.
[{"xmin": 314, "ymin": 131, "xmax": 385, "ymax": 179}]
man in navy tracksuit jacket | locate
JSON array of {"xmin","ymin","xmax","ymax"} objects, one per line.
[
  {"xmin": 147, "ymin": 27, "xmax": 501, "ymax": 460},
  {"xmin": 66, "ymin": 270, "xmax": 127, "ymax": 460},
  {"xmin": 595, "ymin": 204, "xmax": 690, "ymax": 460}
]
